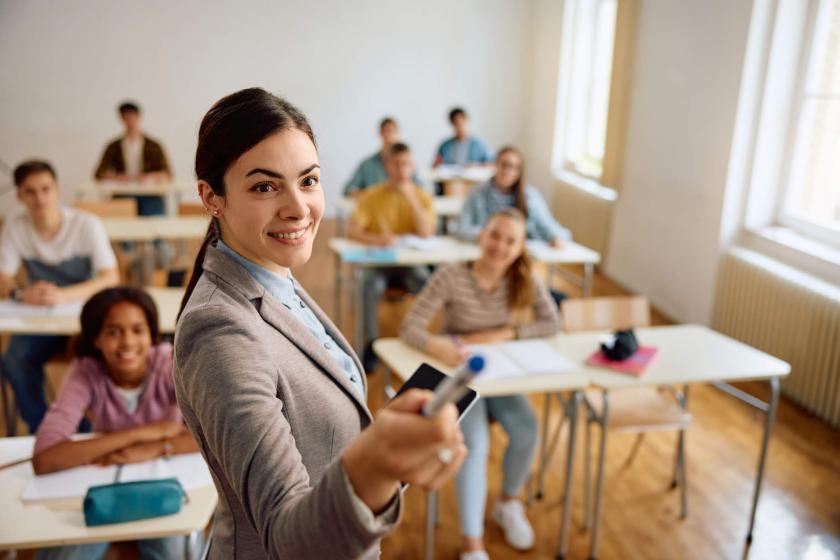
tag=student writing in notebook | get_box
[458,146,572,248]
[32,287,197,559]
[400,208,561,560]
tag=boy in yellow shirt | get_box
[348,143,436,370]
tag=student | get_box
[343,117,422,196]
[401,208,561,560]
[347,142,437,370]
[32,287,197,559]
[175,87,465,559]
[94,101,172,216]
[434,107,494,167]
[459,146,572,247]
[0,160,119,433]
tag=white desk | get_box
[101,217,209,242]
[571,325,790,559]
[526,240,601,296]
[426,165,494,184]
[372,325,790,559]
[0,287,184,336]
[76,181,197,217]
[373,337,586,560]
[0,436,216,554]
[336,195,465,219]
[330,236,601,351]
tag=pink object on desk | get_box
[585,346,659,376]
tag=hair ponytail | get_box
[178,217,219,319]
[507,250,535,312]
[496,146,528,219]
[176,88,315,321]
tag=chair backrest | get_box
[177,202,206,216]
[74,199,137,217]
[561,296,650,332]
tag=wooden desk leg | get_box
[0,360,16,437]
[556,390,580,560]
[334,253,342,329]
[747,376,780,545]
[588,389,609,560]
[354,267,365,354]
[583,263,594,297]
[425,490,437,560]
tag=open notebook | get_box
[466,340,577,381]
[21,452,213,502]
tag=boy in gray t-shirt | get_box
[0,160,119,433]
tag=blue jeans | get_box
[36,536,185,560]
[455,395,539,538]
[2,335,68,433]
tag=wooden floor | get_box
[4,219,839,559]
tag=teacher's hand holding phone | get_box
[344,390,465,512]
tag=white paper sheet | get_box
[22,452,212,502]
[0,300,82,318]
[466,340,577,381]
[395,235,449,251]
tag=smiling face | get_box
[94,302,152,387]
[494,150,523,191]
[201,128,323,276]
[477,213,527,272]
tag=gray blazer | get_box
[174,246,401,559]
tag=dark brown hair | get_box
[388,142,411,157]
[179,88,316,318]
[118,101,140,115]
[75,287,160,359]
[13,160,56,187]
[495,146,528,218]
[379,117,396,131]
[485,208,534,311]
[449,107,467,124]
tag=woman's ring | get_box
[437,447,453,465]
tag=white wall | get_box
[605,0,755,324]
[0,0,532,216]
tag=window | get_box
[554,0,619,182]
[780,0,840,245]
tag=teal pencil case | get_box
[83,478,185,526]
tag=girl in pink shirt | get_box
[32,287,198,560]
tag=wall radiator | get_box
[712,247,840,428]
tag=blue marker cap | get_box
[467,355,485,374]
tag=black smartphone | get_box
[394,362,480,422]
[394,363,480,491]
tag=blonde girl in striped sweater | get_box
[401,208,561,560]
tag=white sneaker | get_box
[492,499,535,550]
[460,551,490,560]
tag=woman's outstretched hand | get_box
[342,389,466,513]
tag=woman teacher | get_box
[174,88,466,559]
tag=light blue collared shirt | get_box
[216,240,365,399]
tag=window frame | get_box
[774,0,840,248]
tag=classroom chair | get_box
[561,296,692,556]
[73,199,138,217]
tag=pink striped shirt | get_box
[34,343,181,454]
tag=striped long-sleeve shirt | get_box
[400,262,561,350]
